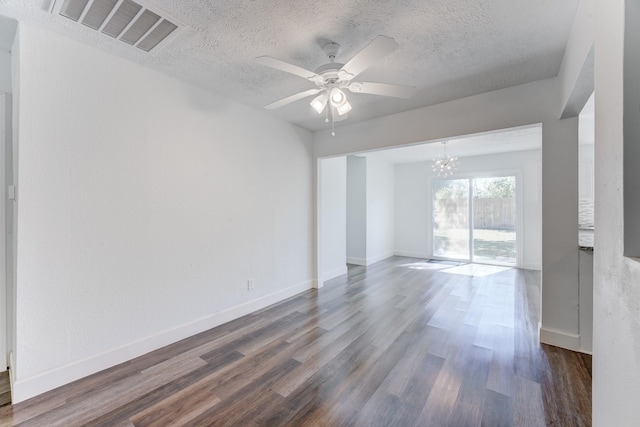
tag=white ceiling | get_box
[0,0,579,132]
[362,125,542,164]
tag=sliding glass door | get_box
[433,179,470,260]
[433,175,517,266]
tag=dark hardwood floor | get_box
[0,257,592,426]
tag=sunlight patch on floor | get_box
[441,263,512,277]
[399,261,456,271]
[400,261,512,277]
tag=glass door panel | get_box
[432,179,470,260]
[472,176,517,265]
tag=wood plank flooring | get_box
[0,257,592,426]
[0,372,10,408]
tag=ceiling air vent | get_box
[49,0,182,53]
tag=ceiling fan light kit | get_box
[255,35,415,136]
[310,93,329,114]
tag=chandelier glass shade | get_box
[432,141,458,177]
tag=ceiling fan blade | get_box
[340,36,399,79]
[348,82,414,98]
[264,89,322,110]
[255,56,323,82]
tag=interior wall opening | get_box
[317,124,543,287]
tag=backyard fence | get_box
[434,197,516,230]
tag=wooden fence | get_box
[434,197,516,230]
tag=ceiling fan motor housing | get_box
[314,63,345,83]
[322,41,340,61]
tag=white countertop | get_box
[579,229,594,251]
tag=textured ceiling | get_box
[0,0,579,131]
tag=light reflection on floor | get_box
[400,260,512,277]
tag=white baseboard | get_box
[366,252,394,265]
[321,266,348,282]
[520,262,542,271]
[347,253,395,266]
[539,327,580,352]
[8,351,14,399]
[12,279,314,404]
[394,250,430,259]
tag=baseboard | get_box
[8,351,14,401]
[11,279,314,404]
[539,327,580,352]
[321,266,348,283]
[520,262,542,271]
[365,252,395,265]
[394,250,430,259]
[346,257,367,266]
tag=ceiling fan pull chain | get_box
[331,107,336,136]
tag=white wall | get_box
[319,156,347,282]
[12,24,314,402]
[0,50,10,93]
[345,155,395,266]
[394,149,542,270]
[593,0,640,423]
[346,155,366,265]
[7,28,19,384]
[578,250,593,353]
[394,162,430,259]
[365,156,395,264]
[578,95,594,227]
[0,92,7,373]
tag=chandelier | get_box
[432,141,458,177]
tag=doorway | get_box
[432,175,517,266]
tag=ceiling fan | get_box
[255,35,415,135]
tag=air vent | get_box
[50,0,182,53]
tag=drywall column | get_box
[319,157,347,283]
[578,250,593,352]
[0,51,10,93]
[0,30,11,372]
[593,0,640,423]
[0,94,7,371]
[365,157,395,264]
[540,118,580,350]
[346,155,366,265]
